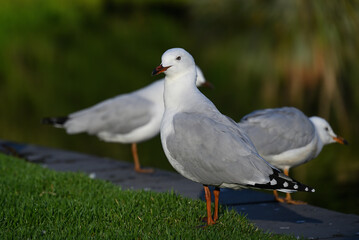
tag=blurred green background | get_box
[1,0,358,214]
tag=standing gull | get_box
[42,66,211,173]
[238,107,348,204]
[152,48,315,226]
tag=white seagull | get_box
[42,66,212,173]
[238,107,348,204]
[152,48,315,226]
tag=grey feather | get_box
[239,107,315,156]
[166,112,275,188]
[65,94,154,136]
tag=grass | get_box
[0,153,296,239]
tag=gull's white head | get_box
[152,48,213,88]
[309,116,348,145]
[152,48,196,79]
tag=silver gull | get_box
[152,48,315,225]
[239,107,347,204]
[42,66,211,173]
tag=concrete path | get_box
[1,139,359,239]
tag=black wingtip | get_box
[252,169,315,193]
[41,117,68,126]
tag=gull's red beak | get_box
[152,64,171,76]
[333,136,349,145]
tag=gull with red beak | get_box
[42,65,211,173]
[238,107,348,204]
[153,48,315,226]
[152,65,171,76]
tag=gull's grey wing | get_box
[239,107,315,156]
[165,112,275,187]
[65,93,154,136]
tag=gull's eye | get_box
[176,56,181,61]
[325,127,329,131]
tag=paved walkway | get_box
[1,139,359,239]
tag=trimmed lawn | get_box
[0,154,295,239]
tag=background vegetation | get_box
[1,0,358,214]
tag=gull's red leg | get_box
[203,185,215,225]
[213,187,220,222]
[273,190,285,203]
[131,143,154,173]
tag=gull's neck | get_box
[163,69,201,112]
[309,118,325,157]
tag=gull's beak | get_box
[333,136,349,145]
[200,81,214,89]
[152,64,171,76]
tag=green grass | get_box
[0,154,296,239]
